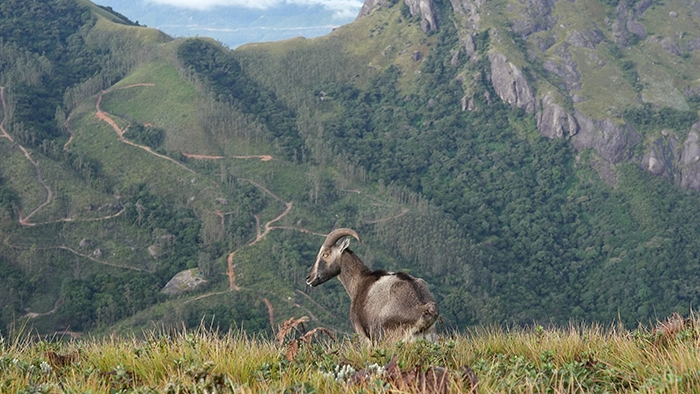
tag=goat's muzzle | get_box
[306,275,320,287]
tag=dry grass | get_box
[1,314,699,393]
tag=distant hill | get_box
[93,0,360,48]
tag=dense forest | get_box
[300,23,700,327]
[0,0,699,337]
[177,39,305,161]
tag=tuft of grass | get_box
[2,315,699,393]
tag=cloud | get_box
[287,0,364,18]
[147,0,278,9]
[146,0,364,18]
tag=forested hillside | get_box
[0,0,699,339]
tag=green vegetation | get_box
[2,0,700,342]
[623,103,699,134]
[1,315,699,392]
[0,0,107,146]
[177,39,305,161]
[123,124,165,151]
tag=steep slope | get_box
[233,0,700,328]
[433,0,698,188]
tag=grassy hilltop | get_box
[2,314,699,393]
[1,1,700,391]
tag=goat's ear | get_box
[338,237,351,253]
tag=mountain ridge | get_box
[362,0,700,189]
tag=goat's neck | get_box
[337,252,370,299]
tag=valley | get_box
[0,0,699,340]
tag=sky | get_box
[147,0,364,18]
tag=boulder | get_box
[570,110,641,164]
[661,37,682,56]
[680,128,700,190]
[450,0,482,30]
[537,94,578,138]
[488,52,536,114]
[161,268,207,296]
[357,0,387,18]
[404,0,439,32]
[358,0,439,32]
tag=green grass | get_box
[92,15,171,44]
[2,315,699,393]
[101,60,214,154]
[0,142,48,221]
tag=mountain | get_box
[93,0,361,48]
[0,0,699,338]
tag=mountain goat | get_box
[306,228,439,342]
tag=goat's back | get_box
[357,271,439,339]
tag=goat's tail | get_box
[417,302,439,331]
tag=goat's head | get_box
[306,228,360,287]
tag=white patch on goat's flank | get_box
[363,275,397,326]
[367,275,396,300]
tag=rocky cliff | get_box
[359,0,700,191]
[358,0,439,32]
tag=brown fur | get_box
[307,228,439,342]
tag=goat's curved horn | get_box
[323,228,360,247]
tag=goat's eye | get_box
[322,253,329,258]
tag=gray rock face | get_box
[537,94,578,138]
[634,0,653,17]
[450,0,482,30]
[489,52,536,114]
[612,1,648,46]
[661,37,682,56]
[641,135,678,181]
[642,146,665,175]
[450,49,461,66]
[626,20,646,39]
[359,0,439,32]
[461,95,477,111]
[567,29,605,49]
[405,0,439,32]
[161,268,207,296]
[148,244,162,258]
[687,37,700,51]
[632,124,700,191]
[681,127,700,190]
[511,0,556,37]
[463,33,476,57]
[543,44,581,91]
[357,0,387,18]
[570,110,641,164]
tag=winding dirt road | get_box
[182,152,273,162]
[0,87,13,142]
[0,86,53,226]
[0,86,126,227]
[24,298,61,319]
[62,109,76,151]
[3,81,413,330]
[3,235,145,272]
[95,84,197,174]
